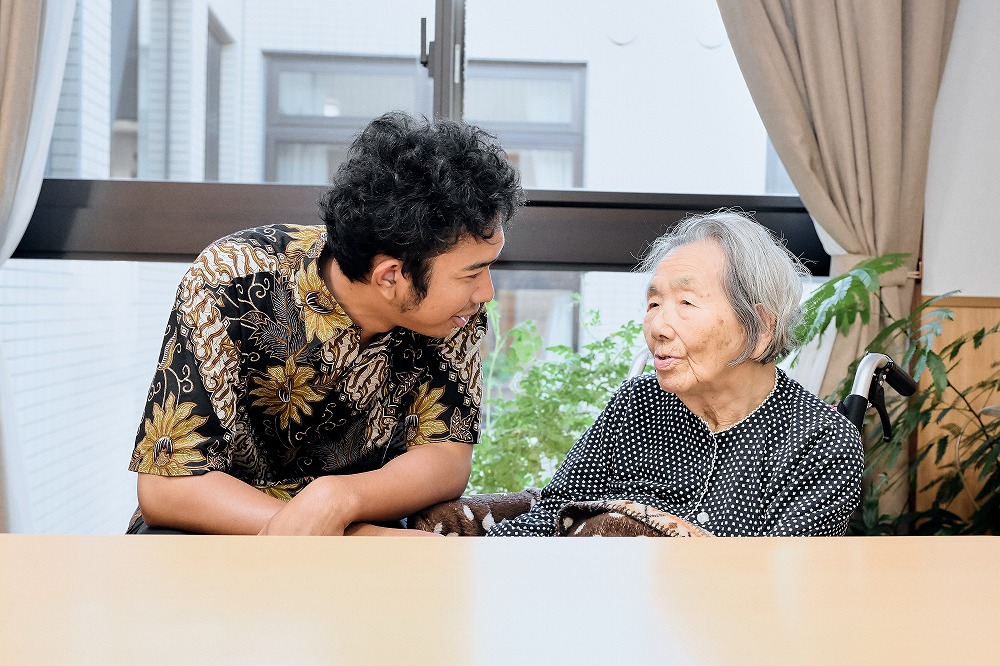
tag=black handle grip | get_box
[838,394,869,433]
[884,360,917,397]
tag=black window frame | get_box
[17,179,828,277]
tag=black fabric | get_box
[127,516,193,535]
[489,369,863,537]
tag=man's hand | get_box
[257,476,356,535]
[259,440,471,536]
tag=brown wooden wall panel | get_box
[915,296,1000,518]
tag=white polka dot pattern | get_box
[487,369,863,537]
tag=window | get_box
[12,0,820,534]
[465,61,585,188]
[263,54,585,188]
[264,54,431,184]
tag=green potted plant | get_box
[792,254,1000,534]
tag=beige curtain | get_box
[0,0,74,531]
[716,0,958,517]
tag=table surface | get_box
[1,534,997,665]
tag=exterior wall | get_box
[467,1,767,195]
[47,0,111,179]
[138,0,209,180]
[0,259,188,533]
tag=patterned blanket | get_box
[409,491,713,537]
[555,499,712,537]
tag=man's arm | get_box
[138,440,471,535]
[260,439,472,535]
[137,470,286,534]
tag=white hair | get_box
[639,209,809,364]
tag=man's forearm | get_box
[260,441,472,535]
[337,440,472,523]
[137,470,285,534]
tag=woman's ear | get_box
[752,304,776,359]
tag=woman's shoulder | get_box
[776,369,860,439]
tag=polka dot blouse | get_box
[487,369,863,537]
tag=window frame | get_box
[17,179,828,275]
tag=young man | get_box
[128,112,524,535]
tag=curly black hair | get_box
[318,111,525,300]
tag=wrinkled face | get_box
[397,227,505,338]
[643,240,748,399]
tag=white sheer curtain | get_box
[0,0,75,532]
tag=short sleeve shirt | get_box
[129,224,485,501]
[487,369,863,537]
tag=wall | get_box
[47,0,111,179]
[918,0,1000,517]
[924,0,1000,300]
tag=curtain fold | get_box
[0,0,75,532]
[716,0,958,517]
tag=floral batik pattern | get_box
[130,224,485,503]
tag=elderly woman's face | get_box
[643,240,748,399]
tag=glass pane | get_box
[47,0,435,184]
[274,143,348,184]
[0,259,189,533]
[278,71,417,118]
[47,0,798,191]
[505,148,574,189]
[465,77,574,124]
[465,0,797,195]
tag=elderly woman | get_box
[487,210,863,537]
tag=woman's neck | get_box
[680,362,778,432]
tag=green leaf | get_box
[926,352,949,397]
[934,436,950,464]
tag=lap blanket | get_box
[555,499,712,537]
[409,489,542,536]
[410,492,712,537]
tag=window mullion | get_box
[430,0,465,120]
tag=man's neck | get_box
[320,254,391,345]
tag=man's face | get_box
[396,227,506,338]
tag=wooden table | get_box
[1,535,996,665]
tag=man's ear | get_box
[369,255,406,300]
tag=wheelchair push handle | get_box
[884,358,918,397]
[837,352,917,441]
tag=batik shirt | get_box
[129,224,485,505]
[487,369,863,537]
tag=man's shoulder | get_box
[212,224,326,254]
[188,224,326,284]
